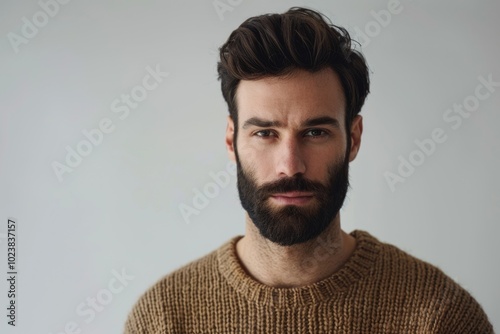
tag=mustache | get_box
[257,175,327,197]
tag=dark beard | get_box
[235,149,350,246]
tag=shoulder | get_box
[123,240,229,334]
[352,230,494,333]
[353,230,458,282]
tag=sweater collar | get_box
[217,230,380,308]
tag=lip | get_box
[270,191,314,205]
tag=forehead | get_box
[235,67,346,127]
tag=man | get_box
[124,7,493,333]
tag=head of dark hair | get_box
[217,7,370,135]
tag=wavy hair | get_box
[217,7,370,133]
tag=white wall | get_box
[1,0,498,332]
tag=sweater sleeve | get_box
[123,292,158,334]
[123,302,145,334]
[433,279,493,334]
[122,283,174,334]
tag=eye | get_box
[254,129,274,138]
[304,129,328,137]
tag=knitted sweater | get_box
[124,230,493,333]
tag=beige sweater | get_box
[124,230,493,333]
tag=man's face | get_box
[226,67,361,246]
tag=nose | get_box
[276,135,306,177]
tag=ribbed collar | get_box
[217,230,380,308]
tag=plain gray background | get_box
[1,0,499,332]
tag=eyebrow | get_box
[241,116,341,129]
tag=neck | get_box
[235,213,356,288]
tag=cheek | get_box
[304,154,329,180]
[237,144,276,180]
[303,146,345,179]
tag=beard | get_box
[235,147,351,247]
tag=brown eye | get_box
[255,130,273,137]
[305,129,327,137]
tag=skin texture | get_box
[225,67,363,288]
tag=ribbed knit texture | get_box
[124,230,493,333]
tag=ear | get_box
[348,115,363,162]
[225,116,236,162]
